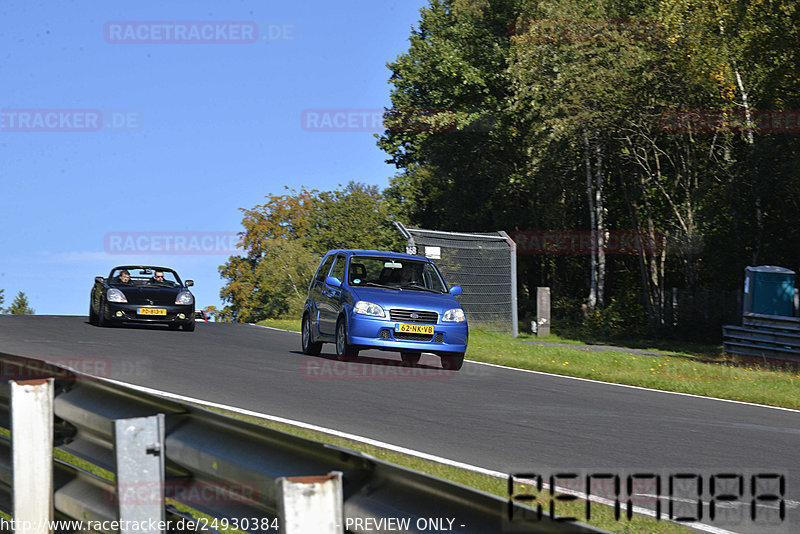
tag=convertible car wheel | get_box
[335,318,358,361]
[89,301,98,325]
[97,301,108,327]
[301,314,322,355]
[182,321,195,332]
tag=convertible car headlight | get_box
[175,291,194,305]
[354,301,385,318]
[107,288,127,303]
[442,308,465,322]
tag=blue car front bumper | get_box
[347,313,468,354]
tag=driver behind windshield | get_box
[399,263,422,286]
[150,271,166,283]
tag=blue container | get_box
[743,266,795,316]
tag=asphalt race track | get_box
[1,315,799,534]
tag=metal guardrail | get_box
[0,352,608,533]
[723,312,800,362]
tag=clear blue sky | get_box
[0,0,428,316]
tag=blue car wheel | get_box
[440,352,465,371]
[401,351,421,366]
[335,317,358,361]
[302,313,322,356]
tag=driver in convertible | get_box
[150,271,166,284]
[114,269,131,284]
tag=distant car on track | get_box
[89,265,196,331]
[301,250,468,370]
[194,310,209,322]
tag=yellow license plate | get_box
[397,323,434,335]
[138,308,167,316]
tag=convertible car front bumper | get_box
[103,302,195,326]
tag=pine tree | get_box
[7,291,34,315]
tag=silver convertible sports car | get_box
[89,265,196,330]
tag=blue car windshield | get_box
[349,256,447,293]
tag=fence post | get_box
[113,414,166,533]
[11,378,54,533]
[500,231,519,337]
[277,472,343,534]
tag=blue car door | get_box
[319,254,346,336]
[309,255,335,336]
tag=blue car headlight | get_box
[354,301,386,318]
[175,291,194,305]
[107,288,127,303]
[442,308,465,322]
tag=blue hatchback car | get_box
[301,250,468,370]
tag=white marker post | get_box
[277,472,343,534]
[11,378,54,533]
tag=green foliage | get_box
[379,0,526,231]
[585,293,649,338]
[219,182,403,322]
[7,291,34,315]
[380,0,800,338]
[305,183,405,252]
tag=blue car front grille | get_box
[394,331,434,341]
[389,309,438,324]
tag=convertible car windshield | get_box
[110,267,180,286]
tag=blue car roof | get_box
[324,249,430,262]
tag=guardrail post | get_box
[11,378,54,533]
[113,414,166,533]
[277,471,343,534]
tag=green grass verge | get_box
[254,317,303,331]
[516,330,724,360]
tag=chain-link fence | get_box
[395,223,518,335]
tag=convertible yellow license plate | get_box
[138,308,166,316]
[397,323,434,335]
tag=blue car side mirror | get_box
[325,276,342,288]
[449,286,462,296]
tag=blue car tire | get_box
[302,313,322,356]
[440,352,464,371]
[335,317,358,361]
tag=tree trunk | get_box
[584,130,597,311]
[595,134,606,308]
